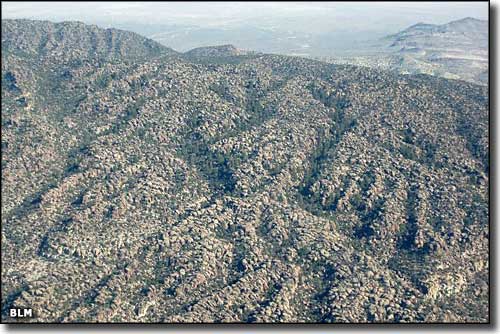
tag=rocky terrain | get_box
[184,44,256,65]
[1,19,489,323]
[185,44,248,58]
[324,17,488,85]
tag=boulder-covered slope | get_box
[1,19,489,323]
[1,19,178,62]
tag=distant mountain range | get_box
[324,17,488,85]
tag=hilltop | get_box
[1,19,178,63]
[185,44,248,58]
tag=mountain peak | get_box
[184,44,247,58]
[1,18,178,61]
[403,22,436,32]
[445,16,486,26]
[453,17,484,23]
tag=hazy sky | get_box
[2,1,488,32]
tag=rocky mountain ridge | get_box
[1,19,489,323]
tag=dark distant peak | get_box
[403,22,437,33]
[383,22,436,40]
[184,44,247,58]
[411,22,433,28]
